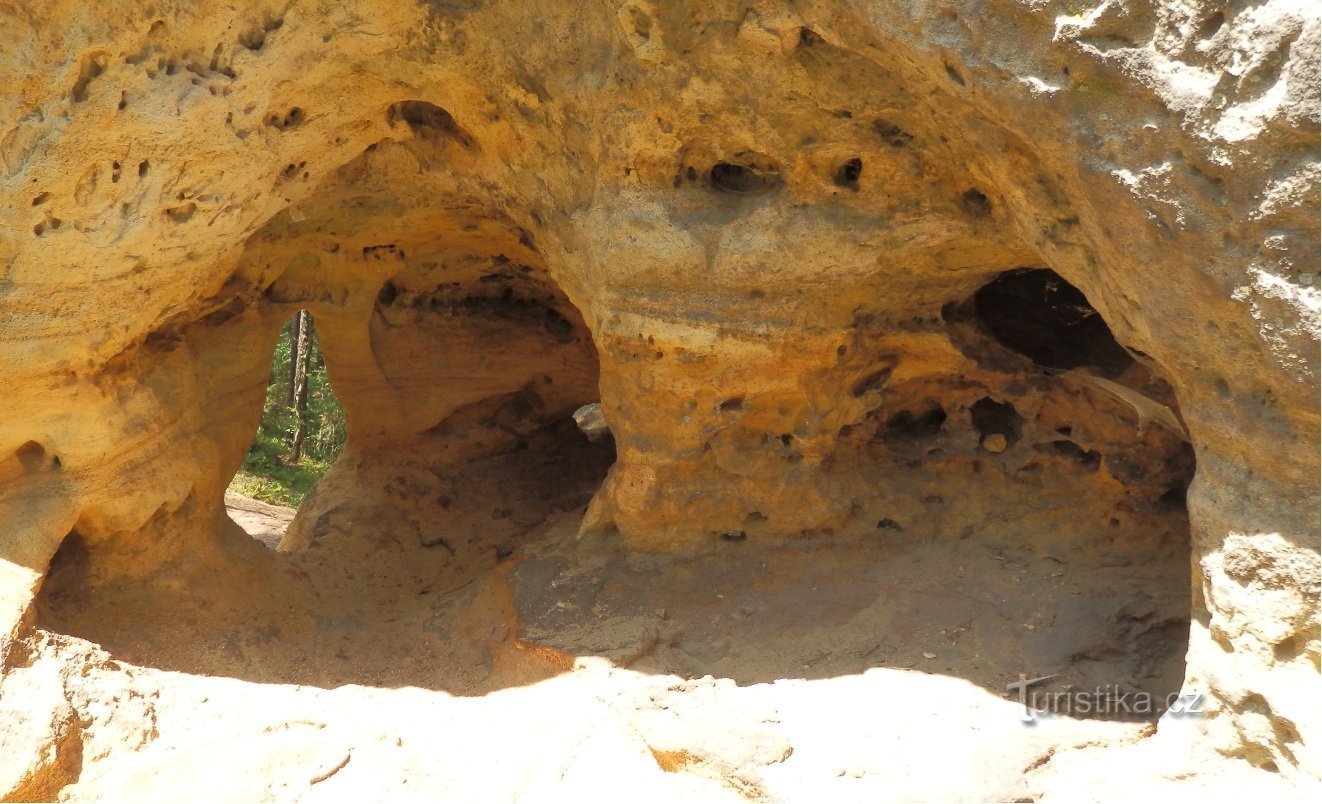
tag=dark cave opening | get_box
[972,268,1135,377]
[819,265,1203,720]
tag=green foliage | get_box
[227,316,345,507]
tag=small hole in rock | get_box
[71,53,108,103]
[834,157,862,190]
[165,203,195,223]
[239,27,267,51]
[960,188,991,217]
[387,101,473,147]
[709,159,782,195]
[851,365,893,397]
[970,397,1020,444]
[799,27,824,46]
[874,119,913,147]
[884,406,947,440]
[1049,439,1100,469]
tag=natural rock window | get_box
[33,130,617,688]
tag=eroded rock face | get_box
[1,0,1317,785]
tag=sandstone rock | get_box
[0,0,1317,792]
[222,491,295,551]
[0,655,82,802]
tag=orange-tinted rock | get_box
[0,0,1317,785]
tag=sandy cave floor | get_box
[15,488,1297,802]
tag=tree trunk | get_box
[290,311,312,464]
[285,312,302,407]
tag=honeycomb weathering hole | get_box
[386,100,474,147]
[708,155,783,195]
